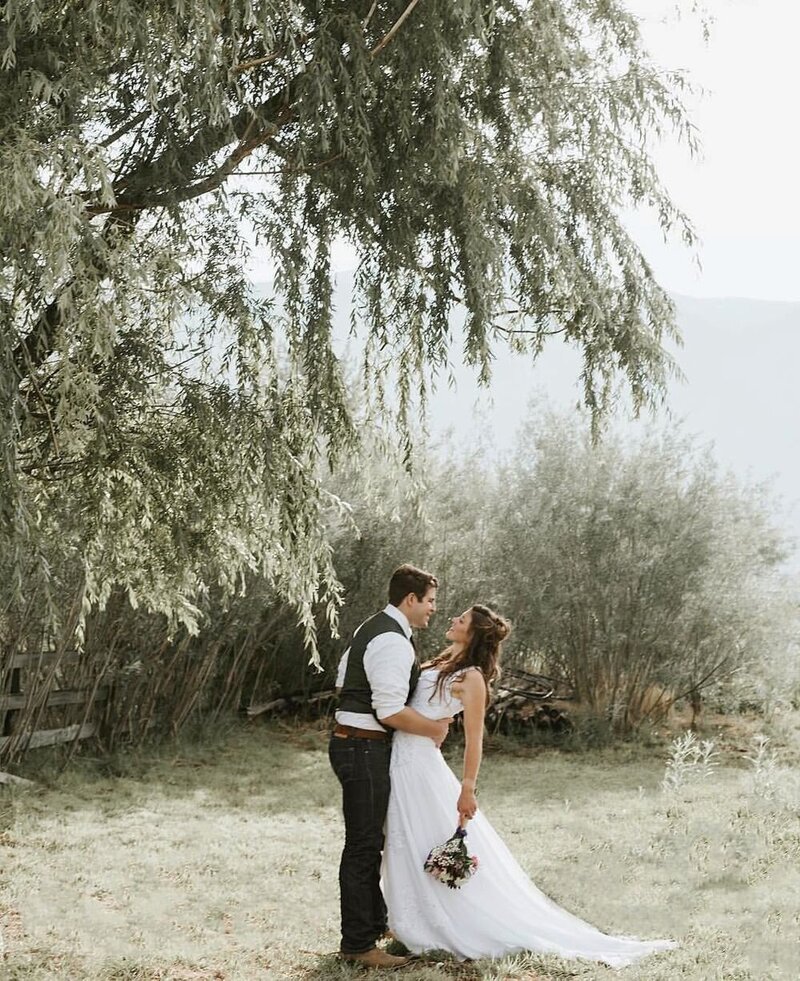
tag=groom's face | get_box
[406,586,437,629]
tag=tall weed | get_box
[661,731,719,794]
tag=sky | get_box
[623,0,800,302]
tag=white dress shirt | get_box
[335,604,415,731]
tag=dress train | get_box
[382,670,676,966]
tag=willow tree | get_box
[0,0,695,650]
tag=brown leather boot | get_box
[340,947,410,969]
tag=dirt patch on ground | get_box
[0,903,25,942]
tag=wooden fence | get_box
[0,648,108,762]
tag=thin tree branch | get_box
[493,322,570,337]
[98,108,152,149]
[671,658,735,705]
[230,151,344,178]
[111,111,173,192]
[362,1,379,30]
[18,344,60,457]
[234,52,282,74]
[371,0,422,55]
[86,107,292,214]
[84,79,299,216]
[234,31,312,74]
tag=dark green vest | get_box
[338,611,420,719]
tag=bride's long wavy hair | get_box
[426,604,511,706]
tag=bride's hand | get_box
[457,786,478,822]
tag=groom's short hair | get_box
[388,564,438,605]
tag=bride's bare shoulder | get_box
[451,666,486,694]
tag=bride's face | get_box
[445,610,473,646]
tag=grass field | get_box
[1,712,799,980]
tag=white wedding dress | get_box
[382,668,676,966]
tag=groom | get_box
[329,563,449,969]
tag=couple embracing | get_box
[329,564,675,969]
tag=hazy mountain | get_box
[422,293,800,562]
[256,276,800,561]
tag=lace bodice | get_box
[389,668,463,770]
[407,667,464,719]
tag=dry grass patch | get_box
[1,715,799,979]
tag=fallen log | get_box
[246,689,336,719]
[488,668,575,733]
[246,697,288,718]
[0,770,35,787]
[496,667,576,700]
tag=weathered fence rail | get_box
[0,723,97,753]
[0,648,105,761]
[0,688,109,711]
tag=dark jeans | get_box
[328,734,392,954]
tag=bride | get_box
[382,604,676,967]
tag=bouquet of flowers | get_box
[423,825,479,889]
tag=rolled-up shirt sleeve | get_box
[364,632,415,720]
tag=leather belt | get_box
[333,723,390,741]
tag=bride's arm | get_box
[454,669,487,821]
